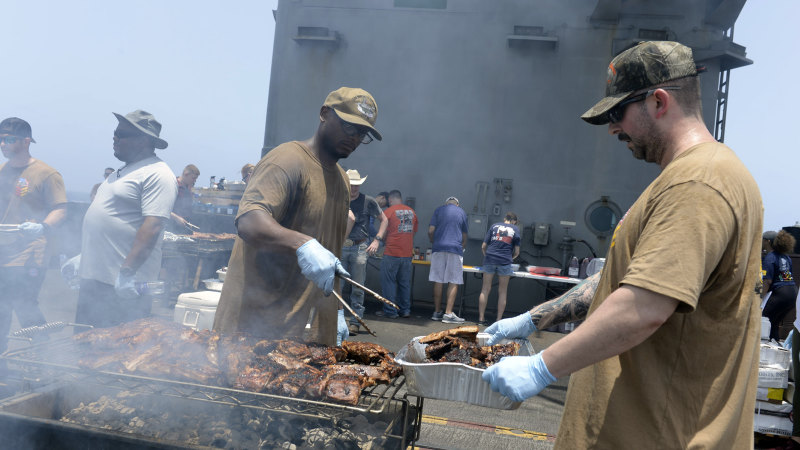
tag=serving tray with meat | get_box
[395,325,534,410]
[72,317,402,406]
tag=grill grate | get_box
[2,337,409,418]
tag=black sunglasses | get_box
[330,109,373,145]
[607,86,681,124]
[0,136,22,144]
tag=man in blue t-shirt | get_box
[428,196,468,323]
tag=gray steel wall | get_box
[263,0,749,314]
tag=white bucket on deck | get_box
[174,290,221,331]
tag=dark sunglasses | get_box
[0,136,22,144]
[607,86,681,124]
[330,109,373,145]
[113,129,141,139]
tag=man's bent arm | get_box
[42,205,66,228]
[237,209,312,253]
[542,285,679,378]
[529,271,600,330]
[121,216,167,272]
[376,210,388,238]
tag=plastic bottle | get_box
[579,258,590,279]
[568,256,580,278]
[136,281,166,296]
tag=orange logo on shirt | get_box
[15,178,29,197]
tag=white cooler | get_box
[174,290,221,331]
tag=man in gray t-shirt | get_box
[77,110,177,328]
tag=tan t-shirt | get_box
[213,142,349,346]
[0,159,67,267]
[555,142,763,450]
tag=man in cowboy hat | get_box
[482,41,763,448]
[213,87,382,346]
[76,110,178,328]
[0,117,66,360]
[342,168,387,333]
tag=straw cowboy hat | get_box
[346,169,367,185]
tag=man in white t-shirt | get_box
[77,110,178,328]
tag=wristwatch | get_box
[119,267,136,277]
[375,235,383,242]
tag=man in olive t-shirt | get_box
[0,117,67,357]
[213,88,383,346]
[483,42,763,449]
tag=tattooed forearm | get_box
[530,271,600,330]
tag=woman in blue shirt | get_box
[762,230,797,341]
[477,212,521,326]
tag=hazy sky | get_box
[1,1,796,231]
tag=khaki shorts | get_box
[428,252,463,284]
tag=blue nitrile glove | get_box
[485,312,537,346]
[336,309,349,346]
[19,222,45,238]
[296,239,350,296]
[114,272,139,299]
[482,353,556,402]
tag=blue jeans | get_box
[380,256,412,316]
[341,242,368,325]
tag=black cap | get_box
[0,117,36,143]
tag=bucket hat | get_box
[113,110,168,149]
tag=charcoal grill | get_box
[1,337,423,448]
[162,238,235,290]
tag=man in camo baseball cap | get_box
[581,41,699,125]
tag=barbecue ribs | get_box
[72,318,399,406]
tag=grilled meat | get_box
[71,318,399,405]
[323,364,388,386]
[424,338,453,360]
[324,374,362,405]
[422,326,522,368]
[484,342,521,366]
[438,348,482,366]
[341,341,391,364]
[274,340,311,360]
[419,325,479,344]
[273,366,324,397]
[304,343,346,365]
[267,352,311,372]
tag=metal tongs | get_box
[336,272,400,311]
[184,221,200,231]
[332,290,376,336]
[0,224,20,232]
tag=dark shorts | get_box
[75,278,152,329]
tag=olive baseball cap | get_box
[581,41,698,125]
[113,110,168,149]
[0,117,36,143]
[323,87,382,141]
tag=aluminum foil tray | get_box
[395,333,534,410]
